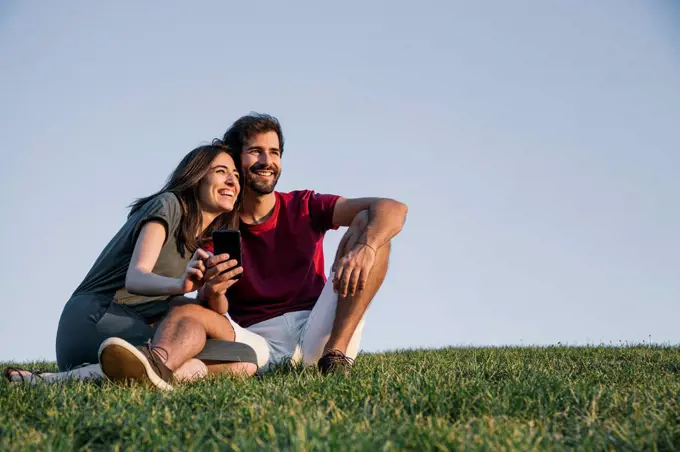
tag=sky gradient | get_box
[1,1,679,361]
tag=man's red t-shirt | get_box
[205,190,340,327]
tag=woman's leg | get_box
[6,295,113,384]
[6,295,159,385]
[7,298,261,385]
[4,364,104,384]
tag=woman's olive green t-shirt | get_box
[72,192,192,305]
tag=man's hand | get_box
[332,210,369,272]
[333,242,376,298]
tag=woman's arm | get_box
[125,221,186,296]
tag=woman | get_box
[5,141,255,384]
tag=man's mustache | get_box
[248,163,277,174]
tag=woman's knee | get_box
[56,334,99,372]
[56,318,98,371]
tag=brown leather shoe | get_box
[98,338,174,391]
[317,349,354,376]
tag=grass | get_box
[2,346,680,451]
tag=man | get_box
[200,113,408,374]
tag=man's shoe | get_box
[318,349,354,376]
[98,338,174,391]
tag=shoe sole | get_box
[98,338,173,391]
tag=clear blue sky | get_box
[1,1,679,362]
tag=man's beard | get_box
[246,163,280,195]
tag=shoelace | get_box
[4,366,44,383]
[5,361,96,383]
[142,341,170,364]
[323,349,355,367]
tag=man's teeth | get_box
[255,171,273,176]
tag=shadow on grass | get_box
[74,423,126,449]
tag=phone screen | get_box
[212,229,242,280]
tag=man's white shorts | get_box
[226,271,366,373]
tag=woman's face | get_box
[198,152,241,214]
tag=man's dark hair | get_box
[222,112,284,157]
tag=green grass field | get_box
[2,346,680,451]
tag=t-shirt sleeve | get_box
[131,192,183,244]
[307,191,341,232]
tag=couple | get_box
[4,113,408,390]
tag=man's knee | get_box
[164,303,233,340]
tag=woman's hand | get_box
[197,253,243,309]
[178,248,211,294]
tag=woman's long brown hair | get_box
[129,140,241,257]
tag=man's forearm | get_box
[198,287,229,315]
[207,294,229,315]
[359,199,408,249]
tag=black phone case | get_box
[212,229,242,280]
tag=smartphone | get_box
[212,229,243,280]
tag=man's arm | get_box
[332,197,408,250]
[197,289,229,314]
[329,197,407,297]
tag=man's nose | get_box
[259,152,272,167]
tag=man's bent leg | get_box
[326,241,390,352]
[204,361,257,377]
[301,242,390,367]
[171,313,264,381]
[99,300,241,390]
[152,303,235,370]
[173,359,256,382]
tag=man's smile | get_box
[252,170,274,177]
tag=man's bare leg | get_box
[205,361,256,377]
[99,301,254,384]
[99,299,245,389]
[324,241,390,353]
[173,359,256,382]
[152,303,235,371]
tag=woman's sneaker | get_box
[98,338,174,391]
